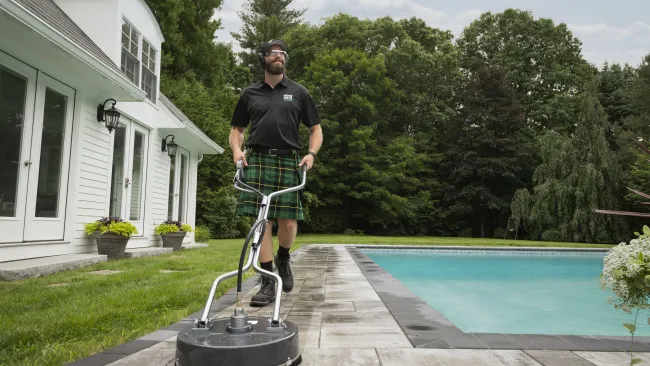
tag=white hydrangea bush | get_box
[601,228,650,314]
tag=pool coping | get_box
[345,244,650,352]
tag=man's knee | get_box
[278,219,297,233]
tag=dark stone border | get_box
[67,246,309,365]
[346,245,650,352]
[346,244,611,252]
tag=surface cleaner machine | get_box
[175,160,306,366]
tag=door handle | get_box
[24,161,32,166]
[125,177,130,188]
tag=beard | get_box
[265,60,285,75]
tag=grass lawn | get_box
[0,234,615,365]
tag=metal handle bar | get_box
[196,159,308,328]
[233,159,307,199]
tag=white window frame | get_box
[120,18,158,102]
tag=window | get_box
[120,19,158,102]
[167,150,189,222]
[141,40,157,101]
[121,20,140,85]
[109,118,149,235]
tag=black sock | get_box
[261,260,273,273]
[277,245,290,258]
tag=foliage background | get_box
[144,0,650,244]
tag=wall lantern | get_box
[162,134,178,157]
[97,99,121,133]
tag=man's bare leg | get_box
[259,220,275,264]
[250,221,276,306]
[275,218,297,292]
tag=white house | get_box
[0,0,224,263]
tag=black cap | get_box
[261,39,288,53]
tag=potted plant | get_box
[84,217,138,260]
[155,220,193,251]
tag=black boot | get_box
[250,275,276,307]
[274,253,294,293]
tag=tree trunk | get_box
[480,210,486,238]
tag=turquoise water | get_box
[363,249,650,336]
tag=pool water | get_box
[363,249,650,336]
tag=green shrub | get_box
[194,225,211,242]
[197,186,252,238]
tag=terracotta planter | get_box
[94,231,130,259]
[161,231,186,251]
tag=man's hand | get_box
[299,154,314,170]
[233,149,247,166]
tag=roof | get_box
[159,93,199,130]
[158,93,225,154]
[9,0,221,153]
[13,0,121,74]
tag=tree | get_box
[444,65,533,238]
[145,0,253,238]
[600,53,650,231]
[511,80,629,243]
[146,0,250,89]
[231,0,306,75]
[456,8,597,134]
[280,14,460,235]
[598,62,638,126]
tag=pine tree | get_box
[512,79,629,243]
[231,0,306,76]
[445,65,533,238]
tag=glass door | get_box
[108,118,148,236]
[0,54,37,243]
[177,151,188,222]
[23,73,75,241]
[167,149,189,222]
[126,124,148,235]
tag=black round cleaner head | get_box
[175,310,301,366]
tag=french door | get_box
[167,149,189,222]
[108,118,148,236]
[0,53,74,243]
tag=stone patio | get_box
[68,244,650,365]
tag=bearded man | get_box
[229,39,323,307]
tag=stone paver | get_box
[378,348,543,365]
[524,350,597,366]
[75,244,650,365]
[574,351,650,366]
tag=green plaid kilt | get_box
[234,150,304,220]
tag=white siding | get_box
[74,101,112,239]
[149,130,171,228]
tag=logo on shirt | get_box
[283,94,293,101]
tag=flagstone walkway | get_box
[71,244,650,365]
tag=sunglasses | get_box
[265,50,287,58]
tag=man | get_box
[229,39,323,307]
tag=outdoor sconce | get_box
[97,98,121,133]
[162,134,178,157]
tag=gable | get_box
[12,0,121,73]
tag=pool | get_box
[363,248,650,337]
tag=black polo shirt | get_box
[230,76,321,151]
